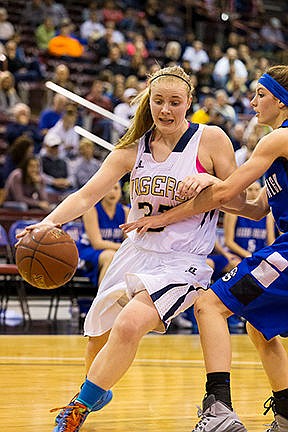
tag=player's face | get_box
[150,80,191,134]
[250,84,281,127]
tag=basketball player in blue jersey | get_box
[77,182,129,287]
[16,65,246,432]
[122,64,288,432]
[224,181,275,258]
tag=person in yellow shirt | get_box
[191,95,216,124]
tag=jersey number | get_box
[138,202,172,232]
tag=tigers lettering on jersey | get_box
[130,175,185,202]
[265,173,283,198]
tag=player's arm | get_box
[221,186,270,220]
[16,147,136,240]
[121,130,283,234]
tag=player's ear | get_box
[278,100,285,108]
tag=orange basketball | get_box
[15,226,79,289]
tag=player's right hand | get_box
[15,221,60,246]
[120,215,166,235]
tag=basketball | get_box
[15,226,79,289]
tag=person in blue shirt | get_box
[77,182,129,287]
[121,64,288,432]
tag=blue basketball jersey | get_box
[95,202,125,243]
[265,157,288,233]
[234,216,267,253]
[210,120,288,340]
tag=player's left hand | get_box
[177,173,219,198]
[120,215,165,234]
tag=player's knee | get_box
[194,291,228,320]
[99,249,116,266]
[113,314,141,343]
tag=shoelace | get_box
[192,405,209,430]
[264,420,278,432]
[263,397,279,432]
[263,396,276,416]
[50,402,88,431]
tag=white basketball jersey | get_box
[128,123,219,255]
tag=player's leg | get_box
[53,290,161,432]
[54,331,113,426]
[98,249,116,285]
[192,290,247,432]
[86,289,161,388]
[247,323,288,432]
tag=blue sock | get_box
[76,379,106,410]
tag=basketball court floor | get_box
[1,310,287,431]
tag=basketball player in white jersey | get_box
[16,65,245,432]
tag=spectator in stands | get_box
[158,4,185,41]
[182,40,209,73]
[0,8,14,44]
[40,132,76,200]
[22,0,45,28]
[229,121,246,152]
[0,71,21,116]
[101,0,124,25]
[89,22,124,60]
[237,43,257,80]
[45,63,74,107]
[5,103,43,152]
[190,95,216,124]
[80,9,105,44]
[226,75,250,115]
[48,103,80,160]
[38,93,67,135]
[85,79,113,142]
[163,40,182,66]
[42,0,69,28]
[215,89,237,125]
[48,19,84,58]
[112,87,137,142]
[35,16,56,51]
[77,182,129,287]
[4,156,50,211]
[260,17,286,52]
[5,39,43,84]
[71,138,102,189]
[100,44,133,78]
[0,135,34,185]
[125,34,149,59]
[82,2,100,22]
[235,130,259,167]
[213,47,248,89]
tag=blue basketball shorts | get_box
[210,232,288,340]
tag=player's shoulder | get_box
[258,128,288,158]
[109,144,138,169]
[201,124,229,140]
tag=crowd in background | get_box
[0,0,287,329]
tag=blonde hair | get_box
[116,65,194,149]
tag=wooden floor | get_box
[1,333,286,432]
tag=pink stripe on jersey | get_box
[196,156,207,173]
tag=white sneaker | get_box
[192,394,247,432]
